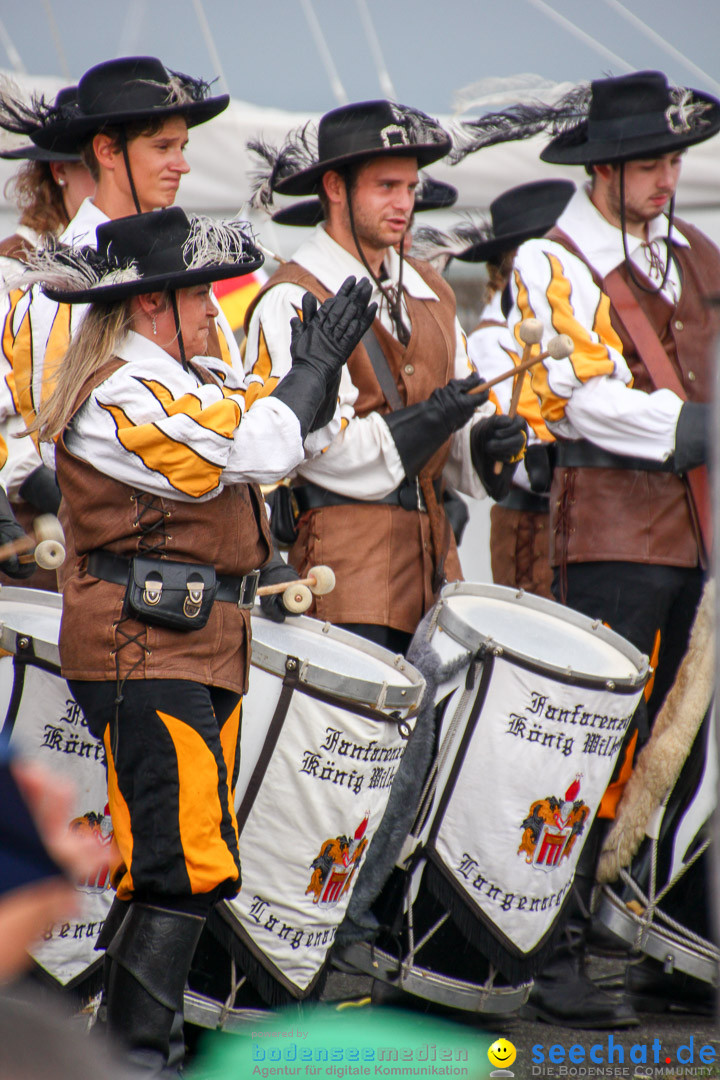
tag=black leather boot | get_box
[522,823,639,1029]
[625,957,717,1016]
[105,902,204,1077]
[522,922,639,1028]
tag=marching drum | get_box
[338,582,649,1013]
[0,587,113,994]
[596,707,718,985]
[184,611,425,1031]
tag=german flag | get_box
[213,269,267,335]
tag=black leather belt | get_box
[293,477,443,515]
[87,550,260,608]
[497,488,550,513]
[555,439,675,473]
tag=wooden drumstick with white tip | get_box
[478,331,574,470]
[468,332,574,398]
[492,318,543,474]
[257,564,336,614]
[0,514,66,569]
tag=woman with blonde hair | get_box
[24,205,374,1075]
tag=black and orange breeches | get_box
[70,678,242,905]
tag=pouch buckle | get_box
[183,579,205,619]
[143,576,163,606]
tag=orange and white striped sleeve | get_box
[508,239,683,461]
[64,336,305,500]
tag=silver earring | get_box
[152,315,157,336]
[57,178,66,187]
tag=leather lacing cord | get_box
[110,491,171,729]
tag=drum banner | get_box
[217,677,413,999]
[424,653,644,979]
[1,657,114,987]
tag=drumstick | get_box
[469,333,575,397]
[257,565,336,598]
[13,515,66,570]
[492,319,543,475]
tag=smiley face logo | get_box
[488,1038,517,1071]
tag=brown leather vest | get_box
[56,357,273,693]
[547,220,720,568]
[245,257,462,633]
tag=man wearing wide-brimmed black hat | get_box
[244,100,526,653]
[10,56,238,445]
[454,69,720,1027]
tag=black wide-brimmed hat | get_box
[456,179,575,261]
[249,99,451,204]
[270,173,459,227]
[21,207,263,305]
[412,179,575,266]
[450,70,720,167]
[542,71,720,164]
[0,85,82,162]
[31,56,229,155]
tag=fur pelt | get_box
[597,578,715,883]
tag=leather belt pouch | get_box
[125,554,217,631]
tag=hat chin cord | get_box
[119,128,143,215]
[169,290,189,372]
[619,162,675,296]
[344,176,410,346]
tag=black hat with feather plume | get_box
[30,57,229,155]
[457,179,575,261]
[412,180,575,268]
[19,207,263,305]
[270,173,458,227]
[0,84,82,162]
[249,100,451,205]
[451,71,720,167]
[541,71,720,164]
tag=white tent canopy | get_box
[3,71,720,252]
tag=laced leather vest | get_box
[245,257,463,634]
[56,357,272,694]
[547,219,720,569]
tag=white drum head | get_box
[251,612,425,713]
[435,583,648,689]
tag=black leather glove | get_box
[383,373,487,478]
[673,401,710,473]
[525,443,552,494]
[18,464,61,515]
[470,414,528,501]
[0,488,34,579]
[271,276,377,437]
[259,547,301,623]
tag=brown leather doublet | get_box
[548,220,720,568]
[56,358,272,693]
[246,258,462,633]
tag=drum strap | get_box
[363,329,449,594]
